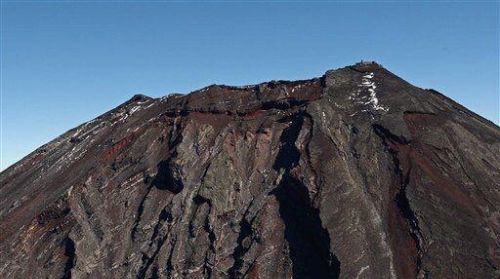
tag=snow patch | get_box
[129,105,141,115]
[291,83,304,93]
[356,265,370,279]
[160,93,183,102]
[349,72,389,113]
[359,72,388,112]
[112,103,145,123]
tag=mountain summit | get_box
[1,63,499,278]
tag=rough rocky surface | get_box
[1,62,499,279]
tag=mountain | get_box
[1,62,499,279]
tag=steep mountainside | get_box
[1,63,499,279]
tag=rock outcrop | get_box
[1,62,499,278]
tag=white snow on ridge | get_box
[355,265,370,279]
[113,100,155,123]
[350,72,388,113]
[129,105,141,115]
[363,73,374,79]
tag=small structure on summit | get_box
[359,60,380,66]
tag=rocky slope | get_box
[1,62,499,279]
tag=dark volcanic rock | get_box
[1,62,499,278]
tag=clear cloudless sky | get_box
[1,0,499,170]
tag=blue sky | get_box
[1,1,499,170]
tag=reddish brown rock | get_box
[1,63,499,278]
